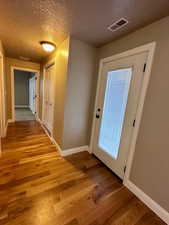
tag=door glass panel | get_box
[98,68,132,159]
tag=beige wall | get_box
[5,58,40,120]
[42,37,96,150]
[14,70,31,106]
[62,38,97,149]
[53,38,70,146]
[98,16,169,212]
[43,37,70,147]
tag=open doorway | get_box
[11,68,40,121]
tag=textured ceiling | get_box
[0,0,169,62]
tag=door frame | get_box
[89,42,156,185]
[11,66,40,121]
[29,76,36,114]
[0,51,7,138]
[42,60,55,136]
[0,50,6,138]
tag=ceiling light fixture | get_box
[40,41,56,52]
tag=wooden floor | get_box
[0,121,166,225]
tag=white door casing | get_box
[90,43,156,182]
[92,52,147,179]
[29,76,36,114]
[11,67,40,122]
[0,53,6,138]
[43,63,55,133]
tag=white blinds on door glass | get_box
[98,68,132,159]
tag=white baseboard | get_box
[36,116,41,123]
[4,121,8,137]
[49,136,88,157]
[15,105,29,108]
[3,119,15,137]
[2,119,13,138]
[38,118,89,157]
[1,121,8,138]
[8,119,14,123]
[37,118,62,155]
[125,180,169,224]
[61,145,89,157]
[39,121,51,138]
[50,137,62,155]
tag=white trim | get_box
[123,43,156,183]
[0,52,6,138]
[8,119,14,123]
[125,180,169,224]
[11,67,15,121]
[34,74,40,119]
[42,60,56,136]
[50,136,62,154]
[11,66,40,122]
[42,66,46,124]
[38,118,52,138]
[29,76,36,113]
[2,121,9,138]
[37,118,62,155]
[38,118,89,157]
[90,41,156,191]
[4,120,9,137]
[15,105,29,108]
[90,42,156,156]
[61,146,89,157]
[90,42,156,177]
[3,119,14,137]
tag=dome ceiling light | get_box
[40,41,56,52]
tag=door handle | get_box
[96,114,100,119]
[96,108,101,119]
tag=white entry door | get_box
[43,64,55,133]
[29,76,36,114]
[92,52,147,179]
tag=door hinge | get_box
[124,166,127,173]
[143,63,147,72]
[133,119,136,127]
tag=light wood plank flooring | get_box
[0,121,166,225]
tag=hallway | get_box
[0,121,165,225]
[15,108,35,121]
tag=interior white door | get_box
[93,52,147,179]
[43,68,49,128]
[43,64,55,133]
[29,76,36,114]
